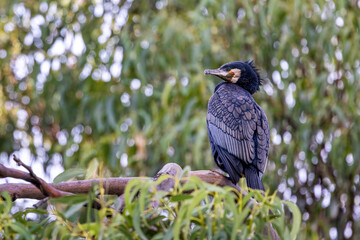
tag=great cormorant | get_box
[204,61,269,190]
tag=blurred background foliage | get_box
[0,0,359,239]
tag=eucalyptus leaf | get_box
[53,168,86,184]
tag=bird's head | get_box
[204,61,262,94]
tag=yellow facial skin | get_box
[204,68,242,83]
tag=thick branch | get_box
[0,177,143,200]
[190,170,246,195]
[0,163,34,182]
[0,171,241,200]
[1,171,245,200]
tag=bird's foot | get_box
[210,169,224,176]
[210,170,234,182]
[225,175,233,182]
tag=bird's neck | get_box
[214,82,228,93]
[237,81,258,95]
[214,82,258,95]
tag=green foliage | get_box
[1,0,359,238]
[0,173,300,239]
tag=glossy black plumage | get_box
[205,61,269,190]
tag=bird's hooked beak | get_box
[204,68,241,83]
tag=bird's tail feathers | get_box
[217,147,243,185]
[208,130,240,184]
[244,165,264,191]
[221,154,239,184]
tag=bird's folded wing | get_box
[207,91,257,165]
[255,106,270,173]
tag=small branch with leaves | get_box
[0,156,280,240]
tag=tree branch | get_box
[115,163,183,212]
[0,161,279,240]
[1,160,242,200]
[0,177,141,200]
[0,170,242,200]
[12,155,71,198]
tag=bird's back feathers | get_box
[207,82,269,190]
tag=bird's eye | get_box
[226,67,231,71]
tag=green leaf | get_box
[161,82,173,108]
[283,200,301,240]
[0,192,12,214]
[133,206,148,240]
[106,96,118,129]
[124,179,144,214]
[9,222,31,240]
[29,217,50,234]
[94,101,105,131]
[162,224,174,240]
[86,158,99,179]
[53,168,86,184]
[170,194,193,202]
[51,194,88,204]
[64,202,87,218]
[117,225,134,240]
[183,190,207,237]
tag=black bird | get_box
[204,61,269,190]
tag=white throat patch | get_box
[230,69,241,83]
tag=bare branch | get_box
[0,177,143,200]
[1,169,247,201]
[12,155,72,198]
[0,162,34,182]
[33,197,49,208]
[189,170,246,195]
